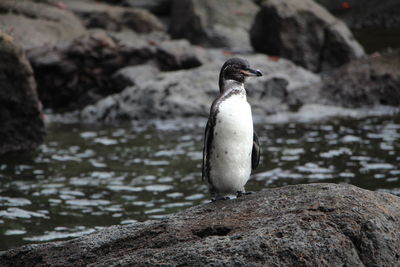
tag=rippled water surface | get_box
[1,116,400,250]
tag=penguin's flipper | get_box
[202,99,219,183]
[252,131,261,170]
[202,118,213,182]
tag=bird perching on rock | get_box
[202,58,262,201]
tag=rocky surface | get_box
[169,0,259,52]
[122,0,172,16]
[2,0,397,122]
[289,50,400,108]
[156,39,203,71]
[28,30,136,112]
[1,183,400,266]
[28,29,204,112]
[250,0,365,72]
[112,64,161,89]
[80,54,320,123]
[0,32,45,155]
[3,0,391,122]
[65,0,164,33]
[0,0,85,51]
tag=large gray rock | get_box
[28,29,203,112]
[289,50,400,108]
[112,64,160,88]
[0,32,45,155]
[156,39,203,70]
[0,0,85,51]
[250,0,365,72]
[169,0,259,52]
[1,183,399,266]
[81,54,320,123]
[27,30,142,112]
[65,0,165,33]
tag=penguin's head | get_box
[219,57,262,92]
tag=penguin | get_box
[202,57,262,201]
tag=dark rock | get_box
[28,28,205,112]
[28,30,154,112]
[65,0,165,33]
[80,54,319,123]
[122,0,172,16]
[1,183,399,266]
[169,0,259,52]
[81,63,215,122]
[250,0,365,72]
[315,0,400,30]
[0,32,45,155]
[0,0,85,51]
[112,64,160,88]
[112,31,207,72]
[244,55,320,116]
[109,29,169,50]
[156,39,203,70]
[289,50,400,108]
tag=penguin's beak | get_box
[240,68,263,77]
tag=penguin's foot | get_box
[236,191,254,198]
[211,196,230,202]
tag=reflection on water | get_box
[0,116,400,250]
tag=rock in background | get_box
[28,29,205,112]
[122,0,171,16]
[65,0,165,33]
[81,54,320,123]
[316,0,400,29]
[28,30,152,112]
[169,0,259,52]
[0,0,86,51]
[156,39,204,71]
[2,0,399,151]
[1,184,399,266]
[289,50,400,108]
[0,32,45,154]
[250,0,365,72]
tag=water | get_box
[0,115,400,250]
[353,28,400,54]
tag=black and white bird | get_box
[202,57,262,201]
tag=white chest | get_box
[210,93,254,194]
[216,94,253,139]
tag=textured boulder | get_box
[0,32,45,155]
[289,50,400,108]
[169,0,259,52]
[112,64,160,89]
[28,29,206,112]
[1,183,400,266]
[156,39,203,70]
[250,0,365,72]
[27,30,143,112]
[80,54,320,123]
[65,0,164,33]
[0,0,85,51]
[81,62,216,122]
